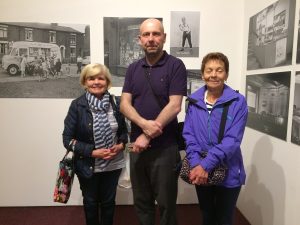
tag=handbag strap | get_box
[143,67,164,109]
[62,150,73,161]
[217,90,238,143]
[218,101,231,143]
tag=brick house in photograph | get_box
[0,22,90,64]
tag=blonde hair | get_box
[80,63,112,89]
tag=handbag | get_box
[179,100,231,185]
[180,152,228,185]
[53,150,74,203]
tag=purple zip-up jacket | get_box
[183,84,248,187]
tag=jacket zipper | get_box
[207,108,212,146]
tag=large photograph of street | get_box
[0,22,90,98]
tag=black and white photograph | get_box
[247,0,296,70]
[0,22,90,98]
[246,72,291,140]
[170,11,200,58]
[103,17,162,87]
[291,72,300,145]
[296,9,300,64]
[186,69,204,95]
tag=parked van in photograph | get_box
[2,41,61,75]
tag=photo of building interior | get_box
[246,72,290,140]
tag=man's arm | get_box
[133,95,183,152]
[120,92,162,138]
[155,95,183,127]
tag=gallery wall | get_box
[2,0,300,224]
[0,0,244,207]
[240,0,300,225]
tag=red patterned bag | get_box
[53,150,74,204]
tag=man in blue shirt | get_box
[121,18,187,225]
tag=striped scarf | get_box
[86,91,113,149]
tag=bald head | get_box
[138,18,166,64]
[140,18,164,34]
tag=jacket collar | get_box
[188,84,238,108]
[77,94,89,107]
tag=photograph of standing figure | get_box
[179,17,192,51]
[170,11,200,57]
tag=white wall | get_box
[0,0,244,207]
[239,0,300,225]
[3,1,300,224]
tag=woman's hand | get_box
[189,165,209,185]
[92,143,125,160]
[110,143,125,155]
[92,148,112,159]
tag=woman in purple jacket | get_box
[183,52,248,225]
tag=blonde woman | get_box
[63,63,128,225]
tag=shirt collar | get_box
[141,51,168,68]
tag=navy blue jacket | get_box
[63,93,128,178]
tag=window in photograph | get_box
[70,34,76,45]
[70,46,76,58]
[29,47,39,57]
[10,47,18,56]
[41,48,51,58]
[49,31,56,43]
[19,48,28,57]
[0,42,8,54]
[0,25,8,38]
[274,10,286,37]
[25,28,33,41]
[247,89,257,109]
